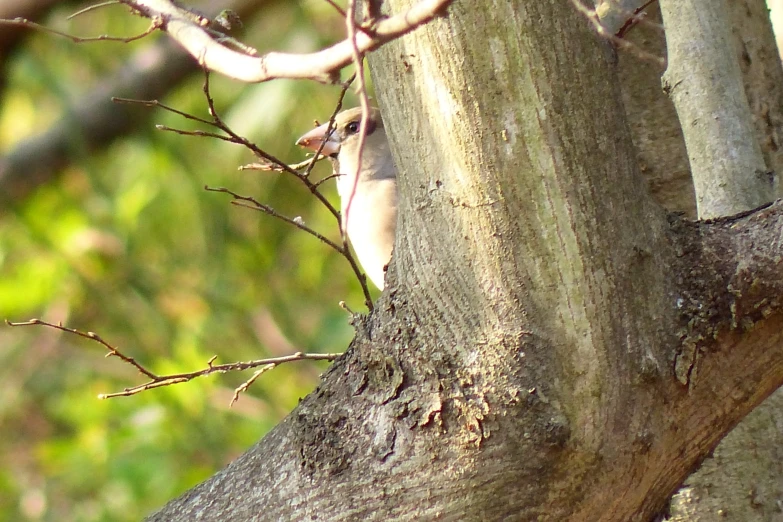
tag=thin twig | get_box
[240,158,325,172]
[323,0,348,18]
[343,0,371,244]
[338,1,376,310]
[100,350,338,400]
[200,72,342,220]
[231,365,274,405]
[205,186,346,253]
[313,173,342,189]
[0,16,162,43]
[614,0,661,37]
[67,1,121,20]
[200,73,374,307]
[114,75,375,308]
[155,125,237,141]
[205,185,373,309]
[6,318,158,378]
[6,318,339,402]
[113,97,216,125]
[302,74,356,181]
[290,73,374,305]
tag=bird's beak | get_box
[296,122,341,156]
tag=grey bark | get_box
[617,0,783,519]
[147,0,783,520]
[659,0,771,218]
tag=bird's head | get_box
[295,107,398,290]
[296,107,386,166]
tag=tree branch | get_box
[672,200,783,383]
[119,0,454,83]
[6,318,340,403]
[660,0,773,219]
[0,0,67,77]
[0,15,163,43]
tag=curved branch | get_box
[123,0,454,83]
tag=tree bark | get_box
[660,0,770,218]
[147,0,783,520]
[617,0,783,519]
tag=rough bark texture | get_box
[618,0,783,519]
[732,0,783,198]
[146,0,783,520]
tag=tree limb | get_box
[6,318,340,403]
[120,0,454,83]
[660,0,773,219]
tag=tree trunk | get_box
[147,0,783,520]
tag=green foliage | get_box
[0,2,372,520]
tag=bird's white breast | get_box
[342,178,397,289]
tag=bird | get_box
[296,107,397,290]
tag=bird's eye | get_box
[346,121,360,134]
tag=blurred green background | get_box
[0,1,375,520]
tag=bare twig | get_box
[313,173,342,189]
[311,71,375,309]
[339,300,356,315]
[67,1,121,20]
[6,318,339,403]
[202,73,343,220]
[594,0,659,37]
[323,0,348,18]
[197,73,375,308]
[0,16,163,43]
[205,186,346,253]
[6,318,158,378]
[303,73,356,180]
[155,125,237,141]
[610,1,661,38]
[342,0,371,245]
[113,97,215,125]
[205,185,375,309]
[241,158,325,172]
[114,74,375,309]
[114,86,341,220]
[231,365,274,406]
